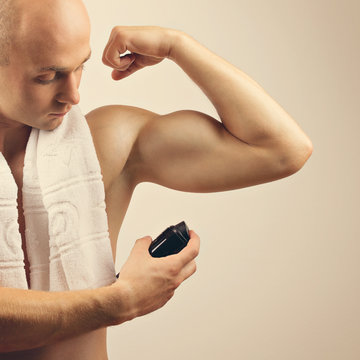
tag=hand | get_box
[102,26,177,81]
[112,230,200,321]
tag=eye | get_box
[35,65,85,85]
[35,72,57,85]
[76,64,86,73]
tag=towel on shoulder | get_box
[0,106,116,291]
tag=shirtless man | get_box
[0,0,312,358]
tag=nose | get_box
[55,73,81,105]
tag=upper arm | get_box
[85,105,157,191]
[127,110,293,193]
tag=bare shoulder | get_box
[85,105,157,190]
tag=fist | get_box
[102,26,177,80]
[113,230,200,321]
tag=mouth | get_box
[50,113,66,117]
[49,109,70,118]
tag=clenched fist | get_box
[102,26,180,80]
[111,230,200,322]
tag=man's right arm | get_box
[0,284,120,352]
[0,232,200,353]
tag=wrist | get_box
[103,281,137,326]
[167,29,192,62]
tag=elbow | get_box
[278,136,313,177]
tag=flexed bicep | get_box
[128,110,290,193]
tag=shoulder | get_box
[85,104,157,135]
[84,105,158,189]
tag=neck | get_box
[0,117,32,161]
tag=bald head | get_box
[0,0,90,66]
[0,0,16,65]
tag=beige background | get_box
[81,1,360,359]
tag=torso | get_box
[1,106,145,360]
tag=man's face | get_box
[0,0,91,131]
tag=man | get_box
[0,0,312,358]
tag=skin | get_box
[0,0,312,358]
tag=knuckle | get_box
[189,247,199,258]
[134,238,144,248]
[173,278,182,289]
[168,275,181,290]
[167,290,175,301]
[112,26,122,35]
[167,259,183,277]
[113,27,126,45]
[168,264,179,277]
[102,50,113,66]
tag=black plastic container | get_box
[148,221,190,258]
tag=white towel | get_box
[0,106,116,291]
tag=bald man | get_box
[0,0,312,358]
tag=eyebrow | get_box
[38,51,92,72]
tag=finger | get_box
[116,53,136,71]
[131,236,153,255]
[102,36,120,68]
[179,259,197,283]
[170,230,200,267]
[184,230,200,259]
[101,35,114,66]
[111,59,144,81]
[102,35,128,69]
[112,69,132,81]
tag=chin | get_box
[32,119,61,131]
[44,117,64,131]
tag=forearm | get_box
[0,286,124,353]
[168,31,312,154]
[0,233,200,353]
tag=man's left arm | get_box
[100,26,313,192]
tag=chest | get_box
[7,154,26,234]
[6,154,30,284]
[10,154,133,274]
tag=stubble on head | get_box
[0,0,17,66]
[0,0,91,131]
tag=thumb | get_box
[133,235,153,252]
[117,53,136,70]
